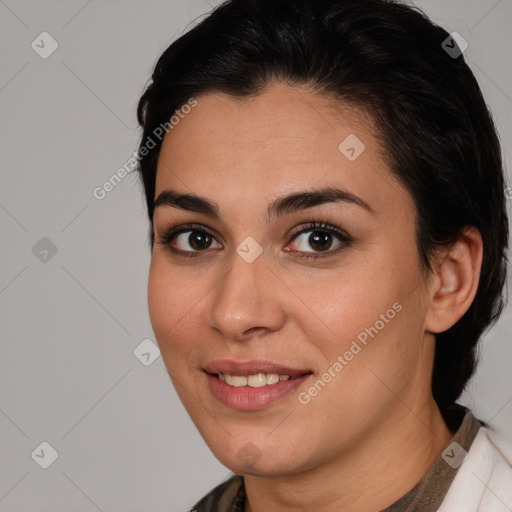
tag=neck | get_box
[244,398,454,512]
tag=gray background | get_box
[1,1,511,511]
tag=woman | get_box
[135,0,511,510]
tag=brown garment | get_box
[190,406,482,512]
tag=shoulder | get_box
[437,425,512,511]
[190,474,245,512]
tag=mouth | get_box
[211,372,304,387]
[203,360,313,410]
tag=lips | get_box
[204,359,311,377]
[204,359,313,410]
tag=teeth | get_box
[231,375,248,387]
[247,373,266,387]
[266,373,280,385]
[224,374,247,387]
[218,372,293,387]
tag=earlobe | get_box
[425,227,483,334]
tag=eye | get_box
[155,220,353,259]
[156,223,222,257]
[286,222,353,259]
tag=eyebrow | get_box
[153,186,374,222]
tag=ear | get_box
[424,226,483,334]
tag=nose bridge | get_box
[207,247,285,339]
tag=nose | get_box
[206,249,287,341]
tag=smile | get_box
[217,372,292,387]
[203,360,313,410]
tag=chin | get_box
[204,433,310,477]
[220,453,301,478]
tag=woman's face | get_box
[148,83,436,476]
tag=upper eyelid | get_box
[157,221,347,237]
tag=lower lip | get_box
[206,373,311,411]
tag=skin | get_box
[148,83,483,512]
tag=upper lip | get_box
[204,359,312,377]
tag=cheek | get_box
[301,244,424,377]
[296,264,403,355]
[147,257,207,355]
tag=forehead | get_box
[155,83,411,220]
[161,83,377,152]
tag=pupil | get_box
[310,231,332,251]
[190,231,211,250]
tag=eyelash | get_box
[155,221,354,260]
